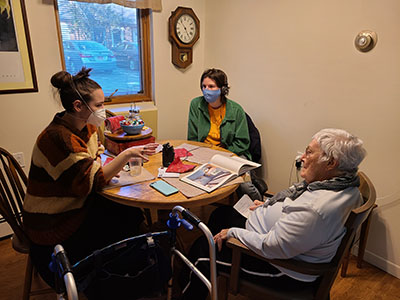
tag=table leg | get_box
[150,208,159,225]
[143,208,154,227]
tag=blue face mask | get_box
[202,88,221,103]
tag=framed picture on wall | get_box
[0,0,37,94]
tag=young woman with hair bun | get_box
[23,67,158,292]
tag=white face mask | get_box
[82,100,106,127]
[73,87,106,127]
[87,107,106,127]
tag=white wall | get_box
[202,0,400,278]
[0,0,399,279]
[153,1,206,140]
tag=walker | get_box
[50,205,218,300]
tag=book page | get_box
[233,194,255,219]
[210,154,244,174]
[231,156,261,174]
[210,154,261,175]
[181,163,236,192]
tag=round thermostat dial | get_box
[355,30,377,52]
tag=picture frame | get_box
[0,0,37,94]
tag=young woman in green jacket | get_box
[187,68,262,200]
[187,68,251,159]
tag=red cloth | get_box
[166,157,196,173]
[103,157,113,166]
[174,148,193,159]
[105,115,125,133]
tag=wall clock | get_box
[168,7,200,68]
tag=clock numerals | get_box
[176,14,196,44]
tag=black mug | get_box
[162,142,175,167]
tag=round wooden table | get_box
[100,140,239,223]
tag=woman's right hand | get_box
[126,143,159,162]
[103,143,158,181]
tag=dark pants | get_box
[181,206,316,300]
[30,194,145,291]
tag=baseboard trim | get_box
[353,245,400,279]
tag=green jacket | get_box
[187,96,251,159]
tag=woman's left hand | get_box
[214,229,229,252]
[249,200,264,211]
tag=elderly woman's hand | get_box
[213,229,229,252]
[249,200,264,211]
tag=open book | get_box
[180,154,261,193]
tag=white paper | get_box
[103,168,155,189]
[176,143,232,165]
[158,167,180,178]
[233,194,255,219]
[155,144,163,153]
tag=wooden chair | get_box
[0,147,53,300]
[98,109,117,144]
[340,172,377,277]
[219,171,376,300]
[106,109,117,118]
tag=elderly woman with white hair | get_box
[180,128,367,299]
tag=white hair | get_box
[312,128,367,174]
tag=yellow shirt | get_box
[205,103,226,146]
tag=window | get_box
[55,0,152,104]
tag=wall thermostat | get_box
[355,30,377,53]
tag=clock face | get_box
[175,14,197,44]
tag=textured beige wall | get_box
[203,0,400,278]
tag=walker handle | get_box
[181,208,201,227]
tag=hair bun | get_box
[50,71,72,89]
[73,67,92,82]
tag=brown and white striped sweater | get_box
[23,112,107,245]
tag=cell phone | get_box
[150,180,179,196]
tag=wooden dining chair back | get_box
[220,171,377,300]
[341,171,377,276]
[98,109,117,144]
[0,147,53,299]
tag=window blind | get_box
[68,0,161,11]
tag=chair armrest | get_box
[226,237,335,275]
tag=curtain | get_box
[69,0,162,11]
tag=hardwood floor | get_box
[0,236,399,300]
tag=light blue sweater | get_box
[228,187,362,281]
